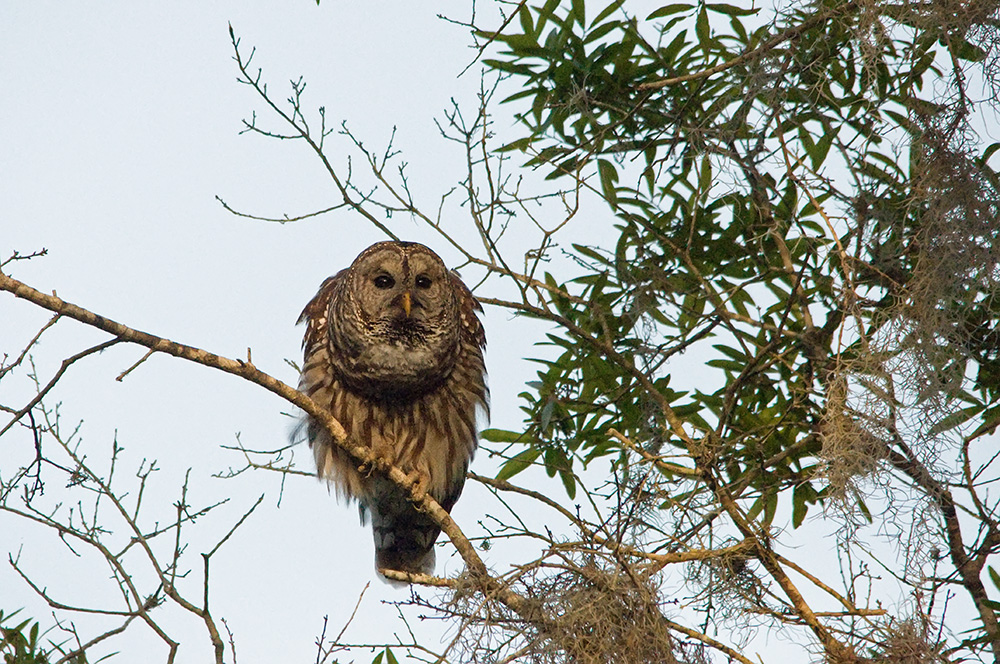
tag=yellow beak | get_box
[402,291,412,317]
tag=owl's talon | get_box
[358,442,396,476]
[406,470,430,504]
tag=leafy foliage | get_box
[486,0,1000,487]
[0,611,51,664]
[477,0,1000,659]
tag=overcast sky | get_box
[5,4,995,663]
[0,4,565,662]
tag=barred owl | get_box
[296,241,488,575]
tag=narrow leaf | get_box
[647,3,692,20]
[497,448,541,481]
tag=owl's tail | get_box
[372,516,439,576]
[362,481,441,576]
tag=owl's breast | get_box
[332,332,461,402]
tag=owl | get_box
[296,241,488,576]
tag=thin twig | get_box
[0,338,121,438]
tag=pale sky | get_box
[1,4,558,662]
[3,4,993,663]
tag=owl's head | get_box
[328,241,464,401]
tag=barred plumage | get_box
[296,241,488,575]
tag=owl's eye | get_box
[415,275,432,290]
[373,275,395,290]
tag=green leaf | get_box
[695,6,710,51]
[597,159,619,206]
[480,428,527,443]
[498,136,535,153]
[813,127,837,168]
[496,447,541,481]
[586,19,622,44]
[698,156,712,192]
[951,36,986,62]
[926,404,983,436]
[706,358,743,372]
[706,3,759,16]
[746,489,778,527]
[573,243,610,264]
[537,0,562,26]
[763,489,778,526]
[518,2,534,37]
[856,495,873,523]
[482,58,538,76]
[792,482,818,528]
[646,3,692,20]
[745,494,765,521]
[540,399,556,432]
[559,467,577,499]
[592,0,626,26]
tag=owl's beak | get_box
[401,290,412,317]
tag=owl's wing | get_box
[449,270,486,350]
[293,272,344,451]
[298,270,347,354]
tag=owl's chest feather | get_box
[331,320,461,401]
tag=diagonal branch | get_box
[0,268,535,620]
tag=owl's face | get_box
[351,244,454,329]
[329,242,463,400]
